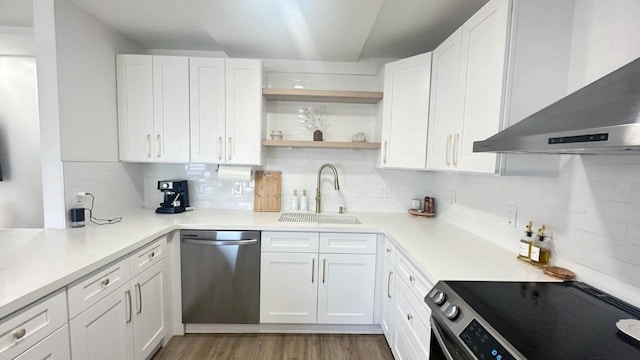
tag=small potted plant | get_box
[301,106,328,141]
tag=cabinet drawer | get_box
[395,279,431,357]
[0,290,67,360]
[129,235,167,277]
[67,257,131,319]
[13,324,70,360]
[397,252,434,305]
[383,237,397,264]
[319,233,377,254]
[261,232,319,253]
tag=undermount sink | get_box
[277,212,360,224]
[317,214,361,224]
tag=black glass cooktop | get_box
[447,281,640,360]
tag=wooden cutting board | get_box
[253,171,282,212]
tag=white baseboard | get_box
[184,323,383,334]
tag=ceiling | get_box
[1,0,489,61]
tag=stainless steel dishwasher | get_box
[180,230,260,324]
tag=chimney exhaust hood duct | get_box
[473,57,640,155]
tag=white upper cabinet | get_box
[426,0,511,174]
[117,55,190,163]
[381,53,432,169]
[456,0,510,173]
[116,55,153,162]
[224,59,263,165]
[189,58,226,163]
[152,56,190,162]
[427,29,463,171]
[118,55,263,165]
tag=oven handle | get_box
[430,317,457,360]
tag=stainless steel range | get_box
[425,281,640,359]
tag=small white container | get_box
[300,190,308,211]
[291,190,299,210]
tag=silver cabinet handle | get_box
[383,140,388,164]
[125,289,132,324]
[311,258,315,283]
[386,248,392,254]
[156,134,162,158]
[101,278,110,287]
[452,133,459,166]
[407,313,413,321]
[446,134,452,166]
[146,134,151,158]
[387,271,393,299]
[218,137,223,161]
[13,328,26,340]
[135,283,142,315]
[322,258,326,283]
[228,137,232,161]
[409,275,415,283]
[149,251,155,259]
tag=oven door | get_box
[429,317,475,360]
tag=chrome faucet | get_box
[315,163,340,213]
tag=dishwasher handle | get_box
[182,238,258,246]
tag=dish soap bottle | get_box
[531,225,551,265]
[518,221,534,259]
[291,190,299,211]
[300,190,308,211]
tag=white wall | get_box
[34,0,145,227]
[0,57,43,228]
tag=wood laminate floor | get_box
[152,334,394,360]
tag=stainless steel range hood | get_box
[474,57,640,155]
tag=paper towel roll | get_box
[217,165,253,182]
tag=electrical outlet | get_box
[449,191,456,205]
[75,191,86,205]
[506,205,518,227]
[378,186,391,198]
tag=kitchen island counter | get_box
[0,210,549,319]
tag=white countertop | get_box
[0,210,551,319]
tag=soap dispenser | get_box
[300,190,308,211]
[531,225,551,265]
[291,190,299,211]
[518,221,534,259]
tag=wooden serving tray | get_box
[408,209,436,217]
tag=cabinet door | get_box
[381,259,396,347]
[190,58,226,163]
[317,253,376,324]
[427,29,463,171]
[116,55,153,162]
[260,252,318,324]
[132,260,168,360]
[13,324,70,360]
[381,53,431,169]
[391,316,421,360]
[70,285,134,360]
[225,59,262,165]
[457,0,511,173]
[152,56,190,163]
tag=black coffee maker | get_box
[156,180,190,214]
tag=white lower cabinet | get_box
[392,317,421,360]
[69,257,168,360]
[260,252,319,323]
[260,232,377,325]
[317,253,376,324]
[132,260,169,360]
[13,325,71,360]
[381,259,396,346]
[70,284,134,360]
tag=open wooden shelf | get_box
[262,140,381,150]
[262,88,383,104]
